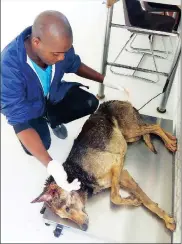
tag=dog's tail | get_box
[143,134,157,154]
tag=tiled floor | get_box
[1,0,180,242]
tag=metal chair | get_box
[129,2,181,58]
[97,0,181,113]
[110,0,179,83]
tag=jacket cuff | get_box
[13,122,32,134]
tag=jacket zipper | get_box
[26,56,54,102]
[26,56,45,103]
[47,64,55,100]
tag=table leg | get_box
[97,5,114,99]
[157,35,181,113]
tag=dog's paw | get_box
[133,198,142,206]
[165,216,176,232]
[165,139,177,153]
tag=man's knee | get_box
[87,95,99,113]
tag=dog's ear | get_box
[31,191,53,203]
[31,185,58,203]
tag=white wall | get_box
[1,0,107,71]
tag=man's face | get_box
[32,35,73,65]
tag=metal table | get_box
[98,0,181,113]
[43,114,176,243]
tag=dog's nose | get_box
[81,223,88,231]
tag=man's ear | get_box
[32,37,41,48]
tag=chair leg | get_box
[169,36,174,56]
[131,35,160,83]
[109,33,161,83]
[148,35,160,83]
[132,52,145,78]
[127,34,172,59]
[110,33,135,71]
[160,35,174,60]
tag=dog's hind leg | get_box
[110,162,141,207]
[143,134,157,154]
[120,169,176,231]
[136,124,177,153]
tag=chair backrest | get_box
[140,1,155,12]
[140,1,147,10]
[122,0,145,27]
[122,0,131,26]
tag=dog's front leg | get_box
[110,163,141,207]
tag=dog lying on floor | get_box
[31,100,177,232]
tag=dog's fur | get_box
[32,100,177,231]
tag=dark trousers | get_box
[21,87,99,155]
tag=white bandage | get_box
[103,76,131,101]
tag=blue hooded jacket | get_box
[1,26,86,132]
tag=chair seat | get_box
[142,2,181,31]
[139,12,175,32]
[124,0,176,32]
[145,2,181,12]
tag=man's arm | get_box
[76,63,104,83]
[65,48,104,83]
[76,62,128,94]
[17,128,52,166]
[16,128,80,191]
[1,62,81,191]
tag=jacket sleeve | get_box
[64,46,81,74]
[1,63,32,132]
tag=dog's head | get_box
[31,183,89,231]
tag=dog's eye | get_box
[65,207,70,212]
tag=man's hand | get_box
[76,64,130,100]
[47,160,81,192]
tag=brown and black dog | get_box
[32,100,177,232]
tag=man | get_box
[1,10,116,192]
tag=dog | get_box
[31,100,177,232]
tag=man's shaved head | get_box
[27,10,74,66]
[32,10,73,42]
